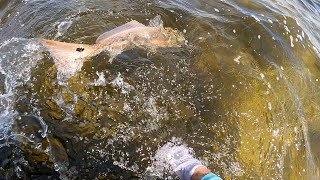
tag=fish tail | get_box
[41,39,98,77]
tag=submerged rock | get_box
[48,111,65,120]
[46,100,65,120]
[62,88,74,104]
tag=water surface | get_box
[0,0,320,179]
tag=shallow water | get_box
[0,0,320,179]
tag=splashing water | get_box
[1,0,320,179]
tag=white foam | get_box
[251,15,260,22]
[228,162,245,177]
[123,103,132,112]
[0,38,41,89]
[0,38,43,145]
[297,34,303,41]
[272,129,280,137]
[284,25,290,33]
[268,102,272,110]
[290,35,294,47]
[234,56,241,64]
[0,108,15,143]
[91,71,107,86]
[55,20,73,39]
[146,138,184,178]
[110,73,135,95]
[144,97,159,121]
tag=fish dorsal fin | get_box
[96,20,146,44]
[148,15,163,27]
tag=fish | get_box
[41,16,185,80]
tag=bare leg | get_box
[191,166,211,180]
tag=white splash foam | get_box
[123,103,132,112]
[0,38,43,145]
[228,162,245,177]
[297,34,303,41]
[91,71,107,86]
[251,15,260,22]
[284,25,290,33]
[0,108,16,145]
[234,56,241,64]
[290,35,294,47]
[0,38,42,89]
[110,73,135,95]
[273,129,280,137]
[268,102,272,110]
[146,138,184,178]
[144,97,159,121]
[55,20,73,39]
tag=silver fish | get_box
[41,16,185,79]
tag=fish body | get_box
[41,18,185,80]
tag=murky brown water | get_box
[0,0,320,179]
